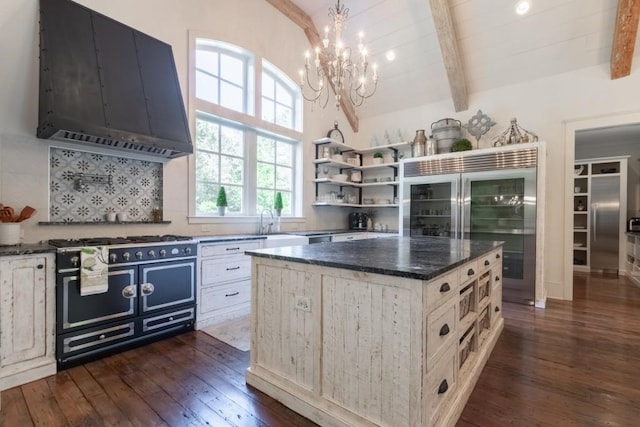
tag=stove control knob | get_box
[148,249,156,258]
[122,252,131,261]
[159,249,167,257]
[184,247,192,255]
[70,256,79,267]
[109,254,117,263]
[135,251,143,259]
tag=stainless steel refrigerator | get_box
[590,175,620,273]
[399,147,538,305]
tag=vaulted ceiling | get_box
[269,0,640,131]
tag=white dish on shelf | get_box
[573,243,584,248]
[331,174,348,181]
[574,165,584,176]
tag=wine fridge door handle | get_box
[592,203,597,242]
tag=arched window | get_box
[190,38,302,217]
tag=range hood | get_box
[37,0,192,159]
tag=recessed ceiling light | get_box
[385,50,396,62]
[515,0,530,15]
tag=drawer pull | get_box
[226,247,240,251]
[439,324,450,336]
[484,260,490,266]
[226,266,241,271]
[495,306,500,313]
[496,253,501,259]
[225,292,240,297]
[495,276,500,282]
[438,379,449,394]
[467,268,475,276]
[439,282,450,293]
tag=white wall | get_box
[359,65,640,301]
[0,0,350,243]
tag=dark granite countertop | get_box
[246,236,503,281]
[195,235,267,243]
[0,243,56,257]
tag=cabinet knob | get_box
[495,276,500,282]
[495,306,500,312]
[484,260,490,266]
[37,264,44,269]
[438,379,449,394]
[496,253,501,259]
[439,324,450,336]
[467,268,475,276]
[439,282,450,293]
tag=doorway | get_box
[564,112,640,300]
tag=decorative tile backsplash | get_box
[50,148,163,222]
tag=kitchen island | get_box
[246,237,504,427]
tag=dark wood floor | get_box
[2,273,639,426]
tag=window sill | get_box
[188,215,306,224]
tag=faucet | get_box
[260,209,274,235]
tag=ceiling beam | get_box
[266,0,359,132]
[428,0,468,112]
[611,0,640,79]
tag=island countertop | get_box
[246,236,502,281]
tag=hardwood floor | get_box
[2,273,639,426]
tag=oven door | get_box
[57,266,138,333]
[139,259,196,315]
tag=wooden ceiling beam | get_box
[266,0,359,132]
[611,0,640,79]
[428,0,468,112]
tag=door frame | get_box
[563,111,640,300]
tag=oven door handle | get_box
[122,285,137,298]
[141,283,155,296]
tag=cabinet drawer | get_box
[426,298,457,369]
[458,259,479,284]
[200,280,250,314]
[478,249,501,272]
[427,343,457,426]
[201,257,251,286]
[200,241,261,257]
[425,270,458,314]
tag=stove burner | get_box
[48,235,192,248]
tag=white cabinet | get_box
[0,253,56,408]
[312,138,408,208]
[196,240,261,329]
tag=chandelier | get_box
[298,0,379,111]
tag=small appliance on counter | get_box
[629,218,640,232]
[348,212,368,230]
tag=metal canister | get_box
[411,129,426,157]
[425,135,437,155]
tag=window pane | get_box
[261,97,275,123]
[262,73,275,99]
[196,119,219,151]
[281,192,291,215]
[256,189,274,211]
[226,185,243,213]
[221,157,244,185]
[221,126,244,157]
[195,182,218,215]
[275,104,293,128]
[276,83,293,106]
[257,136,275,162]
[276,141,293,166]
[276,166,292,191]
[220,81,244,112]
[196,50,219,76]
[195,71,219,104]
[257,162,275,188]
[196,151,219,182]
[220,54,244,86]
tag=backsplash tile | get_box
[49,148,162,222]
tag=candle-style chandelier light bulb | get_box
[299,0,379,111]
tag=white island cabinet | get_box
[246,237,503,427]
[0,252,56,409]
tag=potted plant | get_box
[451,138,473,152]
[274,192,283,216]
[216,186,228,216]
[373,151,384,165]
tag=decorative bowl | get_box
[332,173,349,181]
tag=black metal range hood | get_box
[37,0,192,159]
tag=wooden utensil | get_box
[0,207,15,222]
[16,206,36,222]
